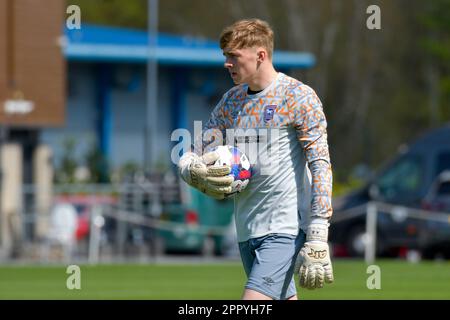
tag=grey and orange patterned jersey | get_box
[199,72,332,242]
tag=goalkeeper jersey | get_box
[201,72,333,242]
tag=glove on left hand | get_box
[295,223,334,289]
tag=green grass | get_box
[0,259,449,299]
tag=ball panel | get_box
[211,145,252,197]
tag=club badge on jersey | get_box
[264,105,277,123]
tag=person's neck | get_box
[247,66,278,91]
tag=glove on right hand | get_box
[178,151,233,200]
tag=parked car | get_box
[419,170,450,258]
[422,170,450,212]
[329,124,450,258]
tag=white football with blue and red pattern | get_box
[212,145,252,197]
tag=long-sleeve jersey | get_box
[198,72,332,242]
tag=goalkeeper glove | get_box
[178,151,233,200]
[295,222,334,289]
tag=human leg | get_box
[240,234,300,300]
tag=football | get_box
[212,145,252,197]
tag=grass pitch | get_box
[0,259,449,299]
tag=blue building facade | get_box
[41,24,315,178]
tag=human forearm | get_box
[308,158,333,221]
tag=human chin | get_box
[230,73,241,84]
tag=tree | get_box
[65,0,449,184]
[418,0,450,126]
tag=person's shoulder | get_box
[280,73,318,97]
[223,83,247,101]
[212,84,246,114]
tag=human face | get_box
[223,47,259,85]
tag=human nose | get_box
[224,58,233,69]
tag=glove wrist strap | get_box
[306,223,329,242]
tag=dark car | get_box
[419,170,450,258]
[329,124,450,258]
[422,170,450,212]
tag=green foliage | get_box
[67,0,148,29]
[333,177,365,197]
[112,160,142,183]
[55,137,78,183]
[64,0,450,184]
[85,142,110,183]
[55,137,110,184]
[417,0,450,122]
[120,161,141,177]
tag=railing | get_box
[15,181,186,263]
[8,183,450,264]
[331,201,450,263]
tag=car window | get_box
[376,155,424,201]
[437,181,450,196]
[435,151,450,177]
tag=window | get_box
[437,181,450,196]
[376,155,424,201]
[435,151,450,177]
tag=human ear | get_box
[257,48,267,62]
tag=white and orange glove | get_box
[178,151,233,200]
[295,223,334,289]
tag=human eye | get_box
[224,52,237,59]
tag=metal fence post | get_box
[365,202,378,264]
[88,205,104,265]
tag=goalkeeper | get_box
[178,18,334,300]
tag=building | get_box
[41,23,316,180]
[0,2,315,258]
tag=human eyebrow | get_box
[223,51,237,58]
